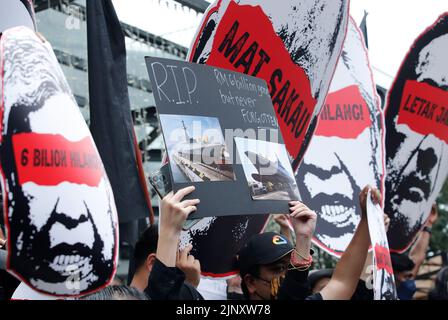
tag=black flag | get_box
[86,0,152,224]
[360,10,369,49]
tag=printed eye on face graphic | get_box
[296,18,385,257]
[1,27,118,296]
[384,14,448,253]
[397,81,448,144]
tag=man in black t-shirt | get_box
[237,185,380,300]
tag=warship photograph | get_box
[159,114,236,183]
[235,137,300,201]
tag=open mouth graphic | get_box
[46,243,93,275]
[314,193,359,227]
[49,255,91,274]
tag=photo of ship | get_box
[235,137,300,201]
[159,114,236,183]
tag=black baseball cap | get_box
[237,232,293,276]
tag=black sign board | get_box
[145,57,300,218]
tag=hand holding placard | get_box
[157,186,200,267]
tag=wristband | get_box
[289,249,313,271]
[423,226,432,234]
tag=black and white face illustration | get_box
[296,19,384,256]
[385,15,448,252]
[179,214,268,277]
[0,0,35,33]
[0,27,118,295]
[188,0,349,167]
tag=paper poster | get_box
[384,13,448,253]
[188,0,349,169]
[146,56,300,219]
[0,27,118,296]
[366,191,398,300]
[296,17,385,257]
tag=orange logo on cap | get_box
[272,235,287,245]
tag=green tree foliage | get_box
[430,179,448,253]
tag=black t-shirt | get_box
[351,280,374,300]
[145,258,204,300]
[277,268,312,300]
[305,292,323,300]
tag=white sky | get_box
[112,0,448,89]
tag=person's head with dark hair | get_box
[428,266,448,300]
[390,253,416,300]
[391,253,415,279]
[130,225,158,292]
[79,285,149,300]
[237,232,293,300]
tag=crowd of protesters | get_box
[1,184,446,300]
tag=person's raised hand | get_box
[289,201,317,239]
[160,186,200,238]
[176,244,201,288]
[359,185,381,220]
[273,214,290,231]
[426,203,439,227]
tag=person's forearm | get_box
[156,232,179,267]
[409,231,430,277]
[335,219,370,284]
[322,219,370,299]
[295,234,311,260]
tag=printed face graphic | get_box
[189,0,349,167]
[296,20,384,256]
[179,214,268,276]
[298,133,367,251]
[385,21,448,252]
[1,28,118,295]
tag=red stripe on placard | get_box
[397,80,448,143]
[205,1,317,159]
[12,133,103,187]
[374,244,393,274]
[315,85,372,139]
